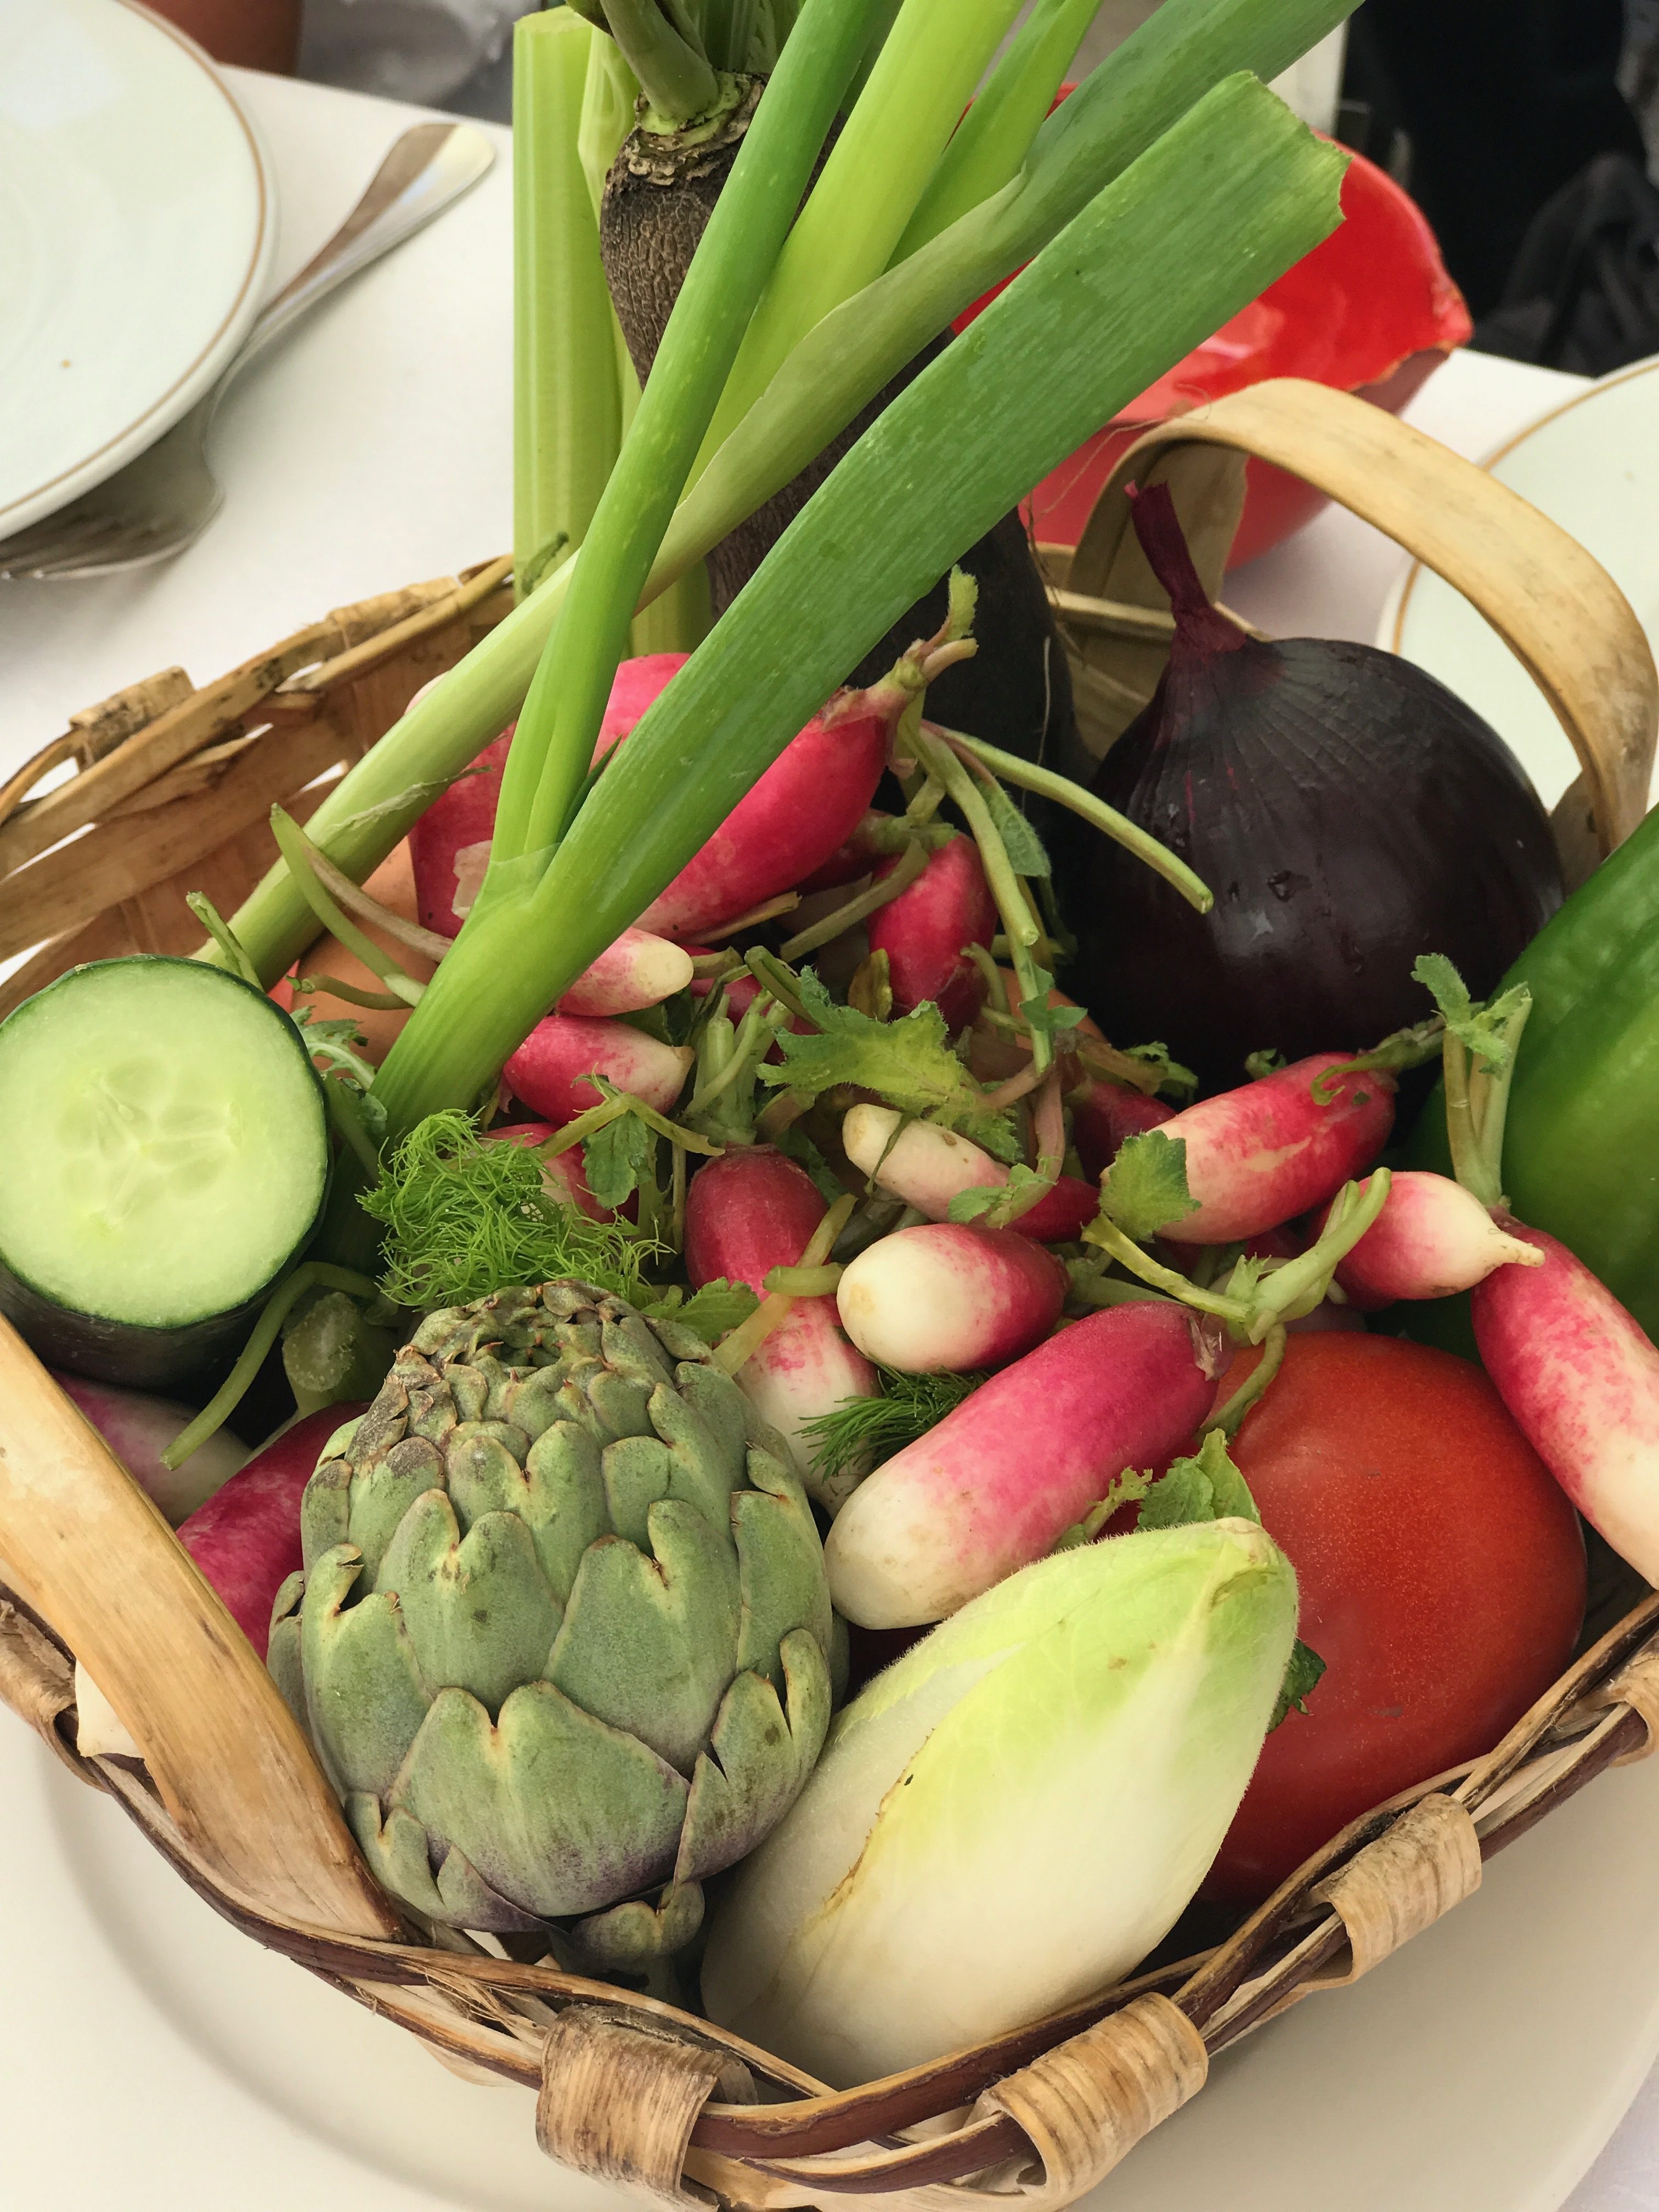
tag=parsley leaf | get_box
[641,1279,760,1346]
[761,969,994,1131]
[582,1096,658,1210]
[1137,1430,1262,1531]
[1271,1639,1327,1731]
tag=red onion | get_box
[1066,485,1562,1091]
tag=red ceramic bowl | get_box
[958,139,1471,569]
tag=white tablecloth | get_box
[2,61,1652,2212]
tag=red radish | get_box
[796,810,895,894]
[1323,1170,1544,1309]
[1206,1334,1584,1901]
[1070,1079,1175,1179]
[842,1105,1096,1243]
[54,1374,246,1526]
[555,927,693,1017]
[685,1148,877,1511]
[595,667,889,941]
[409,729,512,937]
[504,1015,692,1127]
[597,651,687,746]
[1141,1055,1396,1245]
[1473,1221,1659,1585]
[867,834,997,1032]
[836,1223,1065,1372]
[825,1302,1225,1627]
[176,1405,370,1658]
[482,1121,612,1222]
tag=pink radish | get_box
[1473,1222,1659,1584]
[796,810,895,893]
[842,1104,1097,1243]
[482,1121,612,1222]
[1322,1170,1544,1309]
[409,728,512,937]
[176,1404,370,1658]
[836,1223,1065,1372]
[1141,1055,1396,1246]
[555,927,693,1017]
[595,665,889,941]
[54,1374,246,1526]
[824,1302,1225,1627]
[1070,1079,1175,1180]
[685,1149,877,1511]
[504,1014,692,1127]
[867,834,997,1032]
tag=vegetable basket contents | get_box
[7,0,1659,2202]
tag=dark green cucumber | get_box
[0,958,329,1389]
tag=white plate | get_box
[1379,354,1659,811]
[9,1700,1659,2211]
[0,0,276,535]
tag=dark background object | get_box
[1476,153,1659,374]
[1340,0,1644,319]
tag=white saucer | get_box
[10,1707,1659,2211]
[1379,354,1659,811]
[0,0,277,536]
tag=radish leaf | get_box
[1098,1129,1199,1242]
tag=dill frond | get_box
[800,1365,986,1487]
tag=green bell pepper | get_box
[1406,798,1659,1344]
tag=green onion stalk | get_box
[206,0,1353,998]
[360,75,1346,1194]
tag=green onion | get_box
[890,0,1104,262]
[513,11,622,602]
[207,0,1352,994]
[361,75,1345,1160]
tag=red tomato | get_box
[1204,1333,1584,1904]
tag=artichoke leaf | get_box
[300,1545,433,1798]
[599,1307,679,1392]
[377,1491,563,1712]
[585,1364,657,1442]
[643,1380,746,1540]
[678,1628,832,1885]
[349,1434,446,1581]
[567,1880,705,1972]
[548,1502,741,1773]
[521,1421,612,1604]
[300,1455,352,1572]
[391,1680,689,1919]
[442,1421,532,1531]
[733,1452,836,1683]
[267,1570,309,1733]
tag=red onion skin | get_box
[1064,490,1561,1092]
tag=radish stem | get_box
[269,810,426,1007]
[778,836,929,959]
[1211,1325,1286,1436]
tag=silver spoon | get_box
[0,121,495,582]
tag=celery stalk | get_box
[364,76,1345,1149]
[485,0,887,876]
[209,0,1353,992]
[513,12,621,602]
[698,0,1026,460]
[890,0,1104,261]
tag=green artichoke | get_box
[270,1281,836,1970]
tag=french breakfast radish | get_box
[685,1148,877,1513]
[1070,1078,1175,1180]
[1473,1221,1659,1585]
[867,834,997,1032]
[825,1302,1224,1627]
[54,1373,247,1526]
[595,664,889,941]
[555,928,693,1017]
[842,1105,1097,1243]
[409,729,512,937]
[1141,1055,1396,1245]
[1325,1171,1543,1309]
[504,1015,692,1127]
[836,1223,1064,1373]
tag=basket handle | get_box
[0,1317,397,1937]
[1062,376,1658,860]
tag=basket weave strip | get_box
[1307,1792,1481,1985]
[976,1993,1208,2202]
[538,2012,756,2209]
[1587,1647,1659,1763]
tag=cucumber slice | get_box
[0,958,329,1386]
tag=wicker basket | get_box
[2,382,1658,2210]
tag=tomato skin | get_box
[1205,1333,1584,1904]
